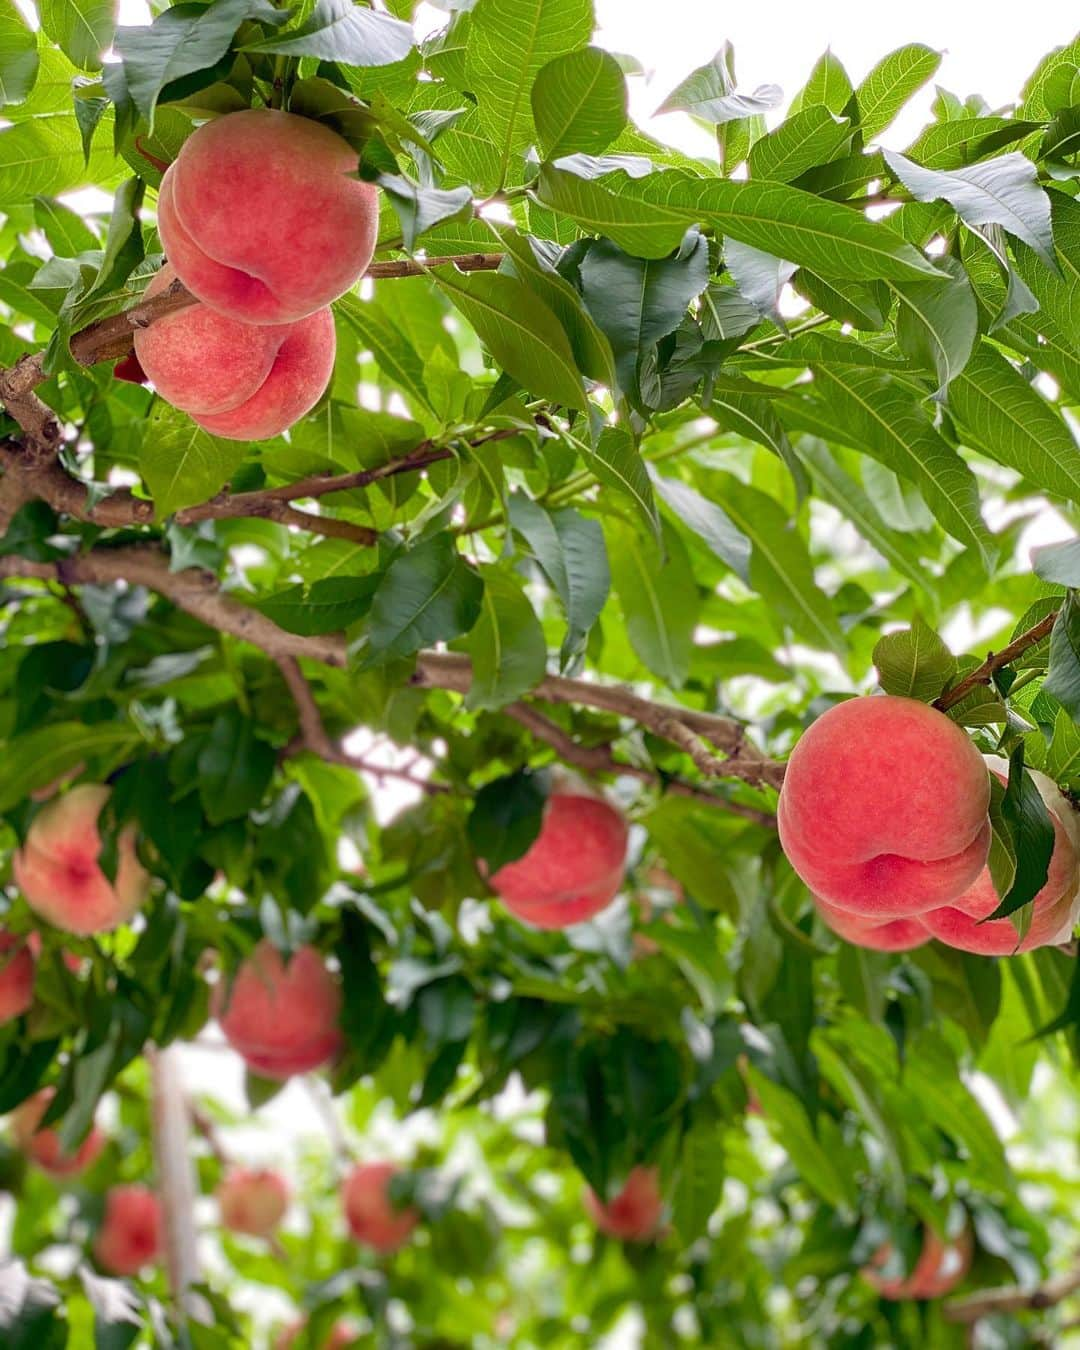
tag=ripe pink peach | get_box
[14,784,151,936]
[814,896,932,952]
[342,1161,419,1254]
[584,1165,664,1243]
[0,932,35,1022]
[135,265,335,441]
[157,109,378,324]
[488,793,628,929]
[11,1087,105,1177]
[864,1224,972,1300]
[778,697,990,919]
[214,941,343,1080]
[217,1166,290,1237]
[94,1185,162,1276]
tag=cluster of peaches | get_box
[779,696,1080,955]
[131,109,382,441]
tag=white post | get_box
[148,1045,200,1311]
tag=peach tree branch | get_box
[935,611,1059,712]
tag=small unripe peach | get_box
[863,1223,972,1300]
[217,1166,290,1237]
[0,932,35,1023]
[13,784,150,935]
[341,1162,419,1254]
[487,793,628,929]
[157,108,379,325]
[584,1165,664,1243]
[94,1184,162,1276]
[10,1087,105,1177]
[213,941,343,1080]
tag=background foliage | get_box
[2,0,1080,1345]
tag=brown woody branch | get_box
[935,611,1058,712]
[0,545,783,796]
[944,1261,1080,1323]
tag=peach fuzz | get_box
[11,1087,105,1177]
[777,696,990,919]
[217,1166,290,1238]
[342,1161,419,1254]
[584,1165,664,1243]
[214,941,343,1080]
[0,931,35,1022]
[94,1184,162,1276]
[863,1223,972,1301]
[157,109,378,325]
[488,793,628,929]
[814,896,932,953]
[134,265,335,441]
[14,784,150,936]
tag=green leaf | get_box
[86,175,145,298]
[657,46,781,125]
[790,50,852,116]
[197,710,275,824]
[33,195,99,255]
[747,1069,858,1210]
[0,1262,63,1346]
[140,405,246,519]
[1045,593,1080,721]
[651,470,750,583]
[255,576,378,636]
[891,255,978,395]
[535,161,945,279]
[905,115,1044,170]
[377,174,472,252]
[39,0,114,72]
[532,46,626,160]
[848,44,941,140]
[1033,538,1080,588]
[578,426,660,544]
[0,109,120,203]
[508,496,609,665]
[1011,192,1080,347]
[883,149,1056,270]
[241,0,413,65]
[577,230,709,407]
[466,0,593,184]
[0,722,139,812]
[873,617,957,701]
[434,266,586,409]
[336,293,436,420]
[116,0,290,127]
[464,566,547,711]
[364,534,483,664]
[989,750,1055,920]
[806,366,993,567]
[949,343,1080,504]
[709,388,809,497]
[672,1119,725,1243]
[607,518,698,688]
[0,0,39,106]
[710,473,846,655]
[748,108,851,183]
[467,768,548,873]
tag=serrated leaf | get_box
[578,425,659,543]
[0,108,120,203]
[651,470,750,583]
[464,566,547,711]
[891,255,978,395]
[873,617,957,700]
[883,149,1056,270]
[532,46,626,160]
[39,0,113,72]
[0,0,39,106]
[535,161,946,279]
[140,406,246,519]
[241,0,413,65]
[377,173,473,251]
[789,49,852,117]
[607,518,698,687]
[363,534,483,663]
[748,107,851,183]
[336,293,436,420]
[657,46,781,125]
[255,576,378,636]
[434,265,585,409]
[849,44,940,140]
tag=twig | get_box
[188,1100,230,1166]
[935,612,1059,712]
[944,1262,1080,1322]
[0,546,785,793]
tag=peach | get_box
[584,1165,664,1243]
[864,1223,972,1300]
[13,784,150,935]
[341,1162,419,1254]
[10,1087,106,1177]
[214,941,343,1080]
[134,265,335,441]
[94,1184,162,1276]
[0,931,35,1022]
[814,896,932,952]
[276,1319,358,1350]
[488,793,628,929]
[157,109,378,325]
[217,1166,290,1237]
[778,697,990,919]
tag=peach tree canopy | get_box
[0,0,1079,1344]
